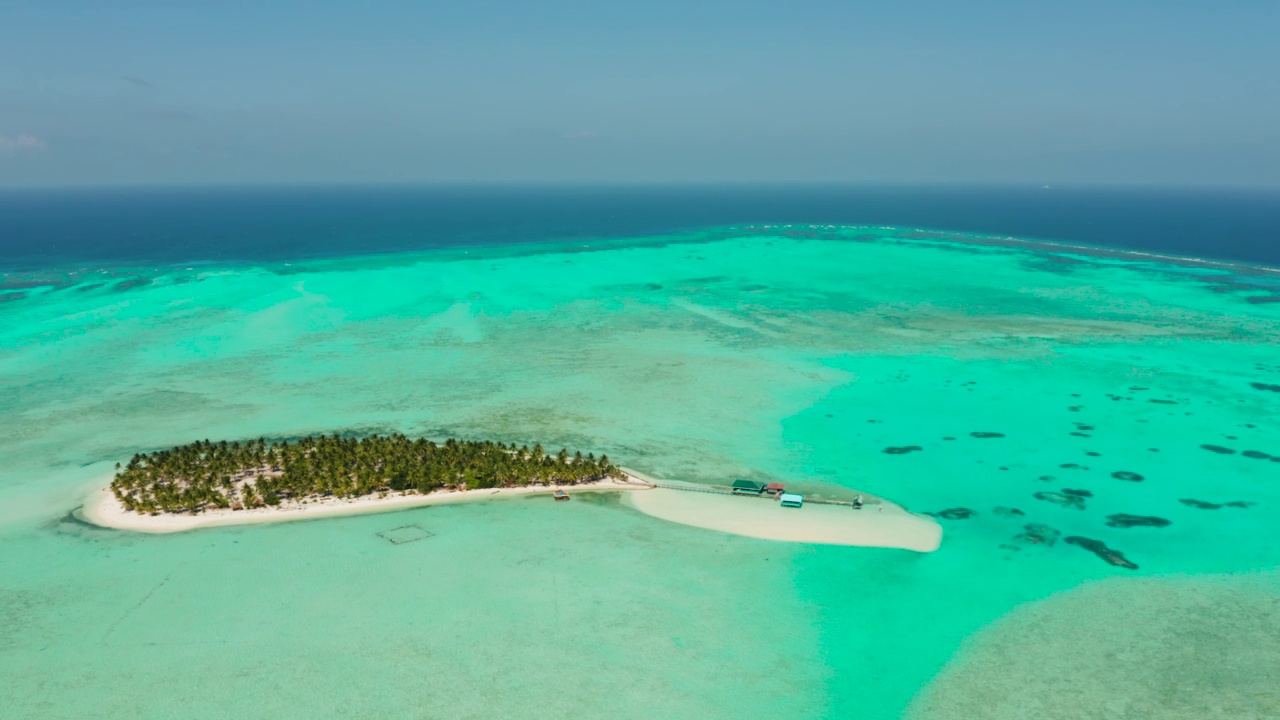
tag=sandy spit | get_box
[624,486,942,553]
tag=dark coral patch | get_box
[1085,451,1101,457]
[1224,501,1256,509]
[883,446,923,455]
[1241,450,1272,460]
[113,277,154,292]
[1250,382,1280,393]
[1013,523,1060,546]
[1037,475,1055,481]
[1074,424,1095,431]
[1149,399,1178,405]
[936,508,976,520]
[1070,432,1090,438]
[1105,514,1171,528]
[1111,471,1144,482]
[1065,536,1138,569]
[994,506,1025,517]
[1179,498,1221,509]
[942,436,956,441]
[1061,488,1093,497]
[1201,444,1236,454]
[1034,491,1086,510]
[1060,463,1088,470]
[970,432,1005,439]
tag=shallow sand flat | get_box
[625,487,943,553]
[905,574,1280,720]
[82,474,650,533]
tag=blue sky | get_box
[1,0,1277,187]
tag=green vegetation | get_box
[111,434,621,515]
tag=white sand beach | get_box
[83,467,941,552]
[625,487,943,553]
[82,473,652,533]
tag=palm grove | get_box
[111,434,622,515]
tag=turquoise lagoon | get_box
[2,226,1279,718]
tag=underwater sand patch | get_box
[906,574,1280,720]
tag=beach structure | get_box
[780,493,804,508]
[553,490,570,501]
[731,480,765,495]
[764,482,787,497]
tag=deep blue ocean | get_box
[1,184,1278,271]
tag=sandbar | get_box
[624,486,942,553]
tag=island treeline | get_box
[111,434,621,515]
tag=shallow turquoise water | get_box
[2,227,1278,718]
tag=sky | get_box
[0,0,1277,187]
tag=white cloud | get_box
[0,133,48,154]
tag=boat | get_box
[553,490,570,501]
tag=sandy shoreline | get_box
[82,467,942,552]
[81,473,653,533]
[624,486,942,553]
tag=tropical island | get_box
[85,432,942,552]
[84,434,646,532]
[110,434,623,514]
